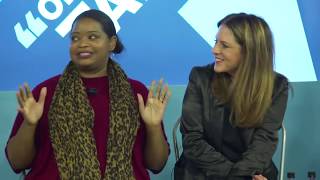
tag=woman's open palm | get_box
[138,79,171,126]
[16,83,47,126]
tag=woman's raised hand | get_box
[137,79,171,126]
[16,83,47,126]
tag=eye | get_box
[88,34,98,40]
[71,35,79,42]
[221,43,229,48]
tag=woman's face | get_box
[70,18,116,77]
[212,25,242,76]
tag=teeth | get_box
[79,52,92,57]
[80,52,91,56]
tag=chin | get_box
[213,65,225,73]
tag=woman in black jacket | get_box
[174,13,289,180]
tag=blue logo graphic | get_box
[1,0,319,91]
[14,0,144,48]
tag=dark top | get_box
[174,64,289,180]
[6,75,169,180]
[221,107,246,163]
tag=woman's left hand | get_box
[252,175,268,180]
[137,79,171,126]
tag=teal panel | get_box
[0,92,20,179]
[281,81,320,179]
[1,82,320,179]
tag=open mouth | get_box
[78,52,93,58]
[215,57,224,63]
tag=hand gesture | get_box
[16,83,47,126]
[137,79,171,126]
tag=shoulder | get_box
[188,64,214,88]
[189,64,214,78]
[273,72,289,98]
[128,78,148,94]
[34,75,60,89]
[32,75,61,95]
[128,78,147,90]
[274,72,288,89]
[275,72,288,82]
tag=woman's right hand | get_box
[16,83,47,126]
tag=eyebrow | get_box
[71,30,101,34]
[216,39,231,45]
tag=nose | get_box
[78,38,89,47]
[212,43,219,56]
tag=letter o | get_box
[38,0,63,20]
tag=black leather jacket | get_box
[174,64,289,180]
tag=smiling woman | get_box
[5,9,171,180]
[212,24,242,76]
[174,13,289,180]
[69,13,119,78]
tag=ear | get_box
[108,36,117,52]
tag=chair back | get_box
[172,117,182,161]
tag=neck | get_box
[79,70,107,78]
[79,63,108,78]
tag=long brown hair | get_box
[213,13,275,128]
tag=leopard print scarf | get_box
[48,59,140,180]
